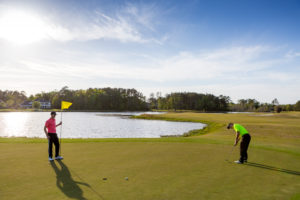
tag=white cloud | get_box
[122,2,157,31]
[265,72,297,82]
[124,46,280,81]
[1,45,288,82]
[285,51,300,58]
[0,5,162,44]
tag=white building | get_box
[21,100,51,109]
[39,100,51,109]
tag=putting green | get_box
[0,112,299,200]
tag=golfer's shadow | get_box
[50,160,90,200]
[246,162,300,176]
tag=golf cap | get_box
[227,123,233,129]
[51,111,57,115]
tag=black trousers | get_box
[240,134,251,163]
[48,133,59,158]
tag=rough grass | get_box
[0,112,300,200]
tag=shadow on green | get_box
[245,162,300,176]
[50,160,104,200]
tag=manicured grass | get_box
[0,112,300,200]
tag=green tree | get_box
[32,101,41,109]
[0,101,6,108]
[272,98,279,106]
[274,106,282,113]
[295,100,300,111]
[148,93,157,110]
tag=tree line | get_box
[0,90,27,109]
[0,87,300,112]
[30,87,148,111]
[148,92,230,111]
[229,98,300,112]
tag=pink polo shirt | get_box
[45,118,56,133]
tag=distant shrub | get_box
[295,101,300,111]
[274,106,282,113]
[32,101,41,109]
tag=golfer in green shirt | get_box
[227,123,251,164]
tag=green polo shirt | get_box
[233,124,249,136]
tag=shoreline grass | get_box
[132,114,224,137]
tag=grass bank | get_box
[132,113,224,136]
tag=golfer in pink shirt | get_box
[44,111,63,161]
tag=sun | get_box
[0,10,47,45]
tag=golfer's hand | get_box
[58,121,62,126]
[47,135,50,140]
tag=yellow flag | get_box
[61,101,72,110]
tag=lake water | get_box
[0,112,205,138]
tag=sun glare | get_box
[2,113,28,137]
[0,10,47,45]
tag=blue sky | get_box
[0,0,299,103]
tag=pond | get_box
[0,112,205,138]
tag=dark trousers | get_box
[48,133,59,158]
[240,134,251,163]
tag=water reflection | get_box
[0,112,205,138]
[2,112,28,137]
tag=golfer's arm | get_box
[56,122,62,127]
[235,132,240,145]
[44,126,49,137]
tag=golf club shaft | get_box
[226,146,235,161]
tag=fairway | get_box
[0,112,300,200]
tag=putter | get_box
[225,146,235,162]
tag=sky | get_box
[0,0,299,104]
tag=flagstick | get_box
[60,109,62,156]
[59,101,72,157]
